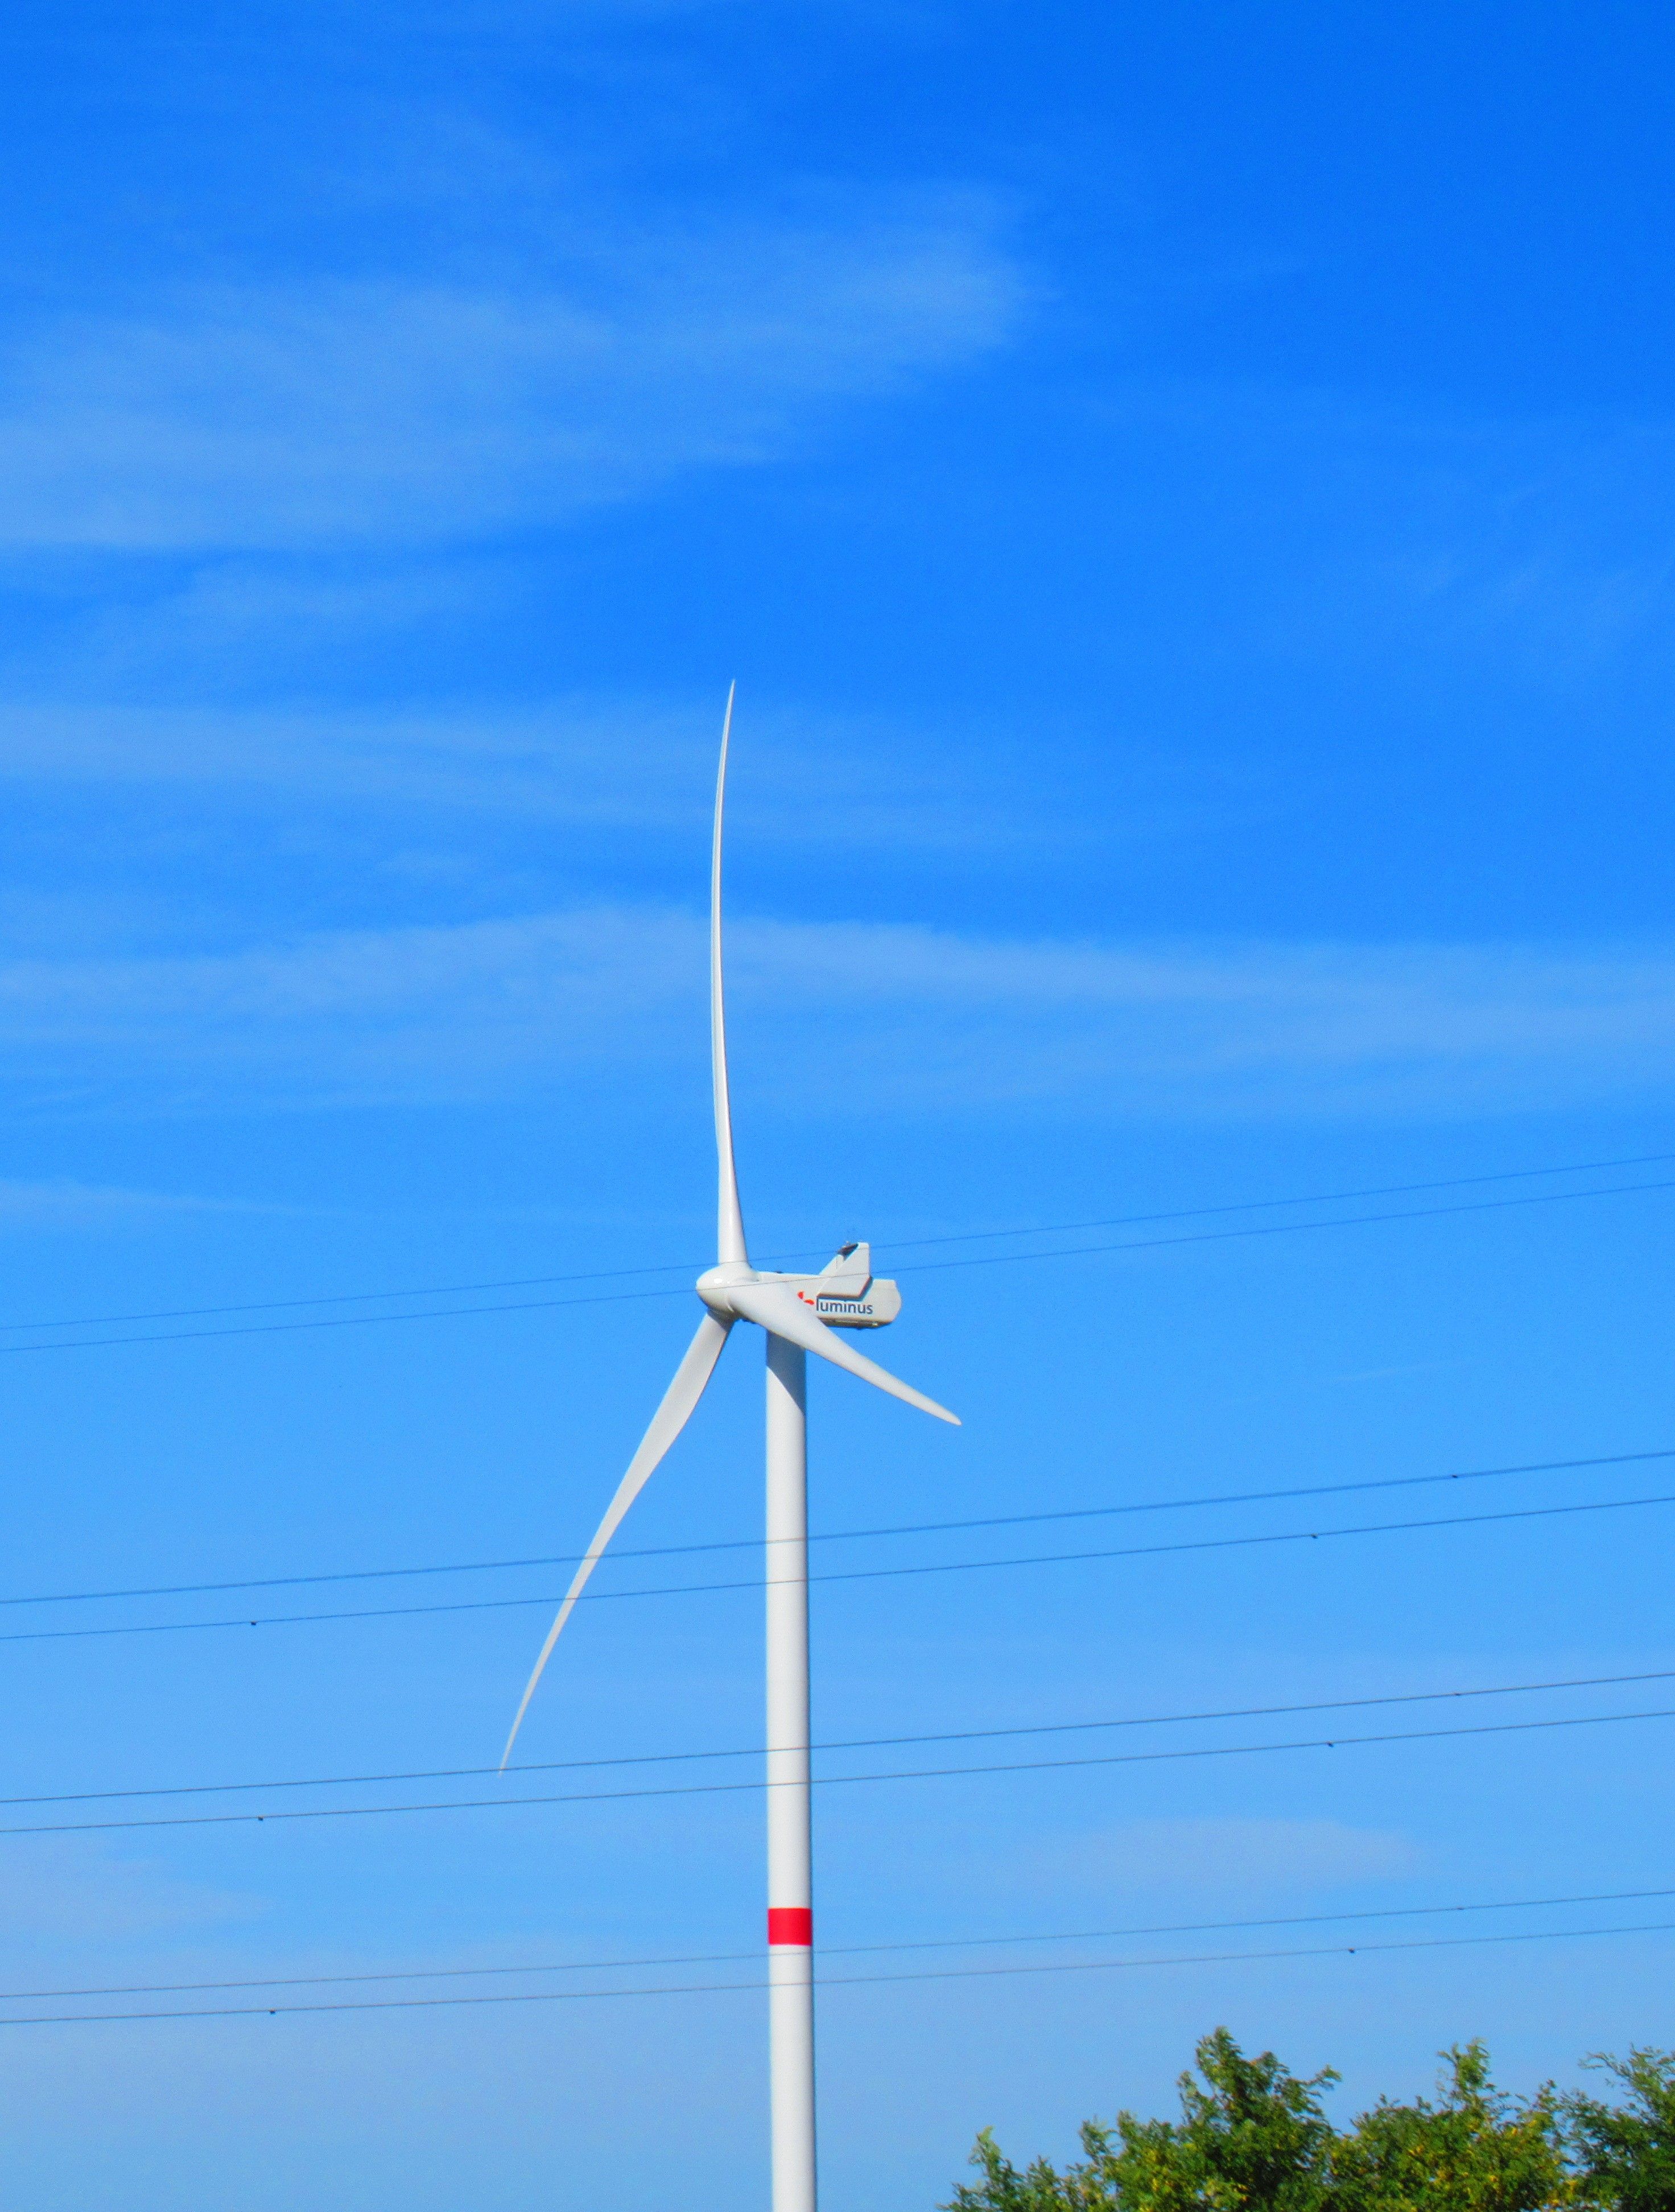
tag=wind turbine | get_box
[501,684,959,2212]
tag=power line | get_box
[3,1173,1672,1357]
[1,1916,1670,2029]
[882,1151,1675,1254]
[0,1278,684,1356]
[2,1881,1670,2005]
[5,1699,1672,1839]
[6,1664,1668,1809]
[5,1445,1662,1613]
[5,1485,1669,1649]
[3,1146,1665,1342]
[909,1175,1675,1281]
[0,1257,698,1337]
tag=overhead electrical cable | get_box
[4,1699,1673,1839]
[1,1880,1670,2004]
[3,1445,1663,1613]
[908,1175,1675,1280]
[6,1664,1668,1810]
[1,1917,1672,2028]
[872,1150,1675,1253]
[2,1146,1665,1342]
[3,1485,1670,1649]
[2,1173,1672,1357]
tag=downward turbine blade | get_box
[711,683,749,1267]
[500,1311,734,1767]
[726,1280,960,1426]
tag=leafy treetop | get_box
[947,2031,1675,2212]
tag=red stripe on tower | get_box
[768,1907,813,1947]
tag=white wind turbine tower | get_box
[501,685,959,2212]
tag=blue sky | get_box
[0,2,1673,2206]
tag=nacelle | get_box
[749,1241,902,1328]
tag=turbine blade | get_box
[727,1280,959,1426]
[500,1311,733,1767]
[712,683,749,1266]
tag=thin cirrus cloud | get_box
[1076,1815,1420,1893]
[0,700,712,816]
[0,698,1108,861]
[0,1839,249,1947]
[0,1179,239,1227]
[0,202,1023,555]
[0,906,1671,1120]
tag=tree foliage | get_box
[1333,2041,1568,2211]
[1562,2050,1675,2212]
[947,2032,1675,2212]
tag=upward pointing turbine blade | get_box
[712,682,749,1268]
[500,1310,735,1768]
[725,1279,960,1425]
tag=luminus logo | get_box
[815,1295,873,1316]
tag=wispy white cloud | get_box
[0,695,1134,864]
[1183,386,1675,679]
[0,1179,240,1228]
[0,905,1672,1119]
[748,922,1675,1116]
[1055,1815,1420,1896]
[0,1840,249,1949]
[0,699,706,818]
[0,201,1022,554]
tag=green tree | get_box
[946,2028,1340,2211]
[1562,2050,1675,2211]
[946,2032,1583,2211]
[947,2128,1106,2211]
[1334,2042,1571,2211]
